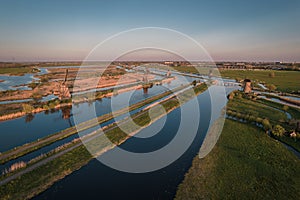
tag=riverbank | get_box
[0,102,71,121]
[175,119,300,199]
[176,89,300,199]
[231,91,300,149]
[0,79,159,122]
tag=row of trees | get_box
[227,109,288,137]
[22,97,72,114]
[228,91,245,100]
[227,109,272,131]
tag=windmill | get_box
[59,69,71,99]
[142,68,152,94]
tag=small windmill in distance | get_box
[59,69,71,99]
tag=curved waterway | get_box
[33,86,237,200]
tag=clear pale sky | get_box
[0,0,299,62]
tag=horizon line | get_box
[0,60,299,64]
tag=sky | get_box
[0,0,299,62]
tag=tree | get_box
[28,82,39,89]
[249,115,256,123]
[266,84,277,91]
[256,117,263,123]
[269,71,275,78]
[48,102,56,109]
[191,80,197,86]
[262,118,272,131]
[272,125,285,137]
[226,110,233,116]
[22,104,34,114]
[283,105,289,113]
[41,76,49,83]
[43,105,49,110]
[235,77,242,82]
[228,92,234,100]
[25,114,34,123]
[31,92,42,101]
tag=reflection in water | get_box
[50,109,58,114]
[25,114,34,123]
[61,105,73,127]
[143,87,148,94]
[61,106,72,119]
[143,83,153,95]
[208,69,213,79]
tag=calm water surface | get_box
[34,86,236,200]
[0,68,48,91]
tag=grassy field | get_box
[176,119,300,199]
[0,67,38,75]
[0,102,23,116]
[160,66,300,93]
[277,136,300,153]
[220,70,300,92]
[257,98,300,119]
[227,92,300,151]
[227,96,288,122]
[0,144,92,200]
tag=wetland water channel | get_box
[32,86,236,200]
[0,68,48,91]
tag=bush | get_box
[244,114,251,121]
[256,117,263,123]
[283,105,289,112]
[249,115,256,123]
[272,125,285,137]
[226,110,232,115]
[54,99,61,105]
[262,118,272,131]
[41,76,49,83]
[266,84,277,91]
[43,105,49,110]
[235,77,242,82]
[31,93,42,101]
[236,113,242,119]
[228,92,234,100]
[22,104,34,114]
[28,82,39,89]
[48,103,56,109]
[269,71,275,78]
